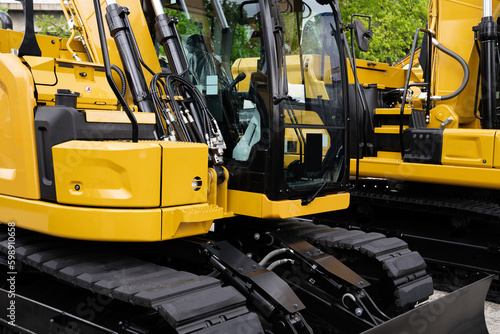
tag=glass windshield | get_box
[160,0,346,196]
[162,0,270,162]
[280,0,346,192]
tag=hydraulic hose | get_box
[258,248,290,266]
[430,38,470,101]
[93,0,138,142]
[111,64,126,97]
[267,259,294,271]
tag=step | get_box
[375,107,412,115]
[374,125,408,134]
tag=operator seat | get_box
[232,70,269,161]
[185,34,217,87]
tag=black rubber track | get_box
[0,226,264,334]
[272,219,434,312]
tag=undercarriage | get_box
[1,219,489,334]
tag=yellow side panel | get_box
[432,0,496,124]
[0,54,39,199]
[374,125,408,134]
[53,141,161,207]
[72,0,161,81]
[349,59,420,89]
[0,30,68,59]
[85,110,156,124]
[160,142,208,207]
[227,190,350,219]
[494,132,500,168]
[351,158,500,190]
[231,57,258,91]
[0,194,161,241]
[442,129,495,168]
[23,56,119,110]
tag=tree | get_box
[339,0,428,63]
[35,14,70,38]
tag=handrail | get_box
[399,27,470,153]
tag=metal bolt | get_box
[74,184,80,191]
[293,303,298,309]
[355,308,363,316]
[254,233,260,241]
[238,267,243,273]
[483,160,487,163]
[51,40,56,44]
[252,264,257,269]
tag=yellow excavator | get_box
[304,0,500,301]
[0,0,492,333]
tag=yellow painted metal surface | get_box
[207,167,234,218]
[374,125,408,134]
[231,57,258,91]
[376,151,402,160]
[53,141,161,207]
[351,157,500,190]
[23,56,119,109]
[375,108,412,115]
[84,110,156,124]
[349,59,420,90]
[0,29,86,60]
[233,54,333,98]
[301,55,330,99]
[431,0,500,125]
[0,194,162,241]
[427,104,459,129]
[227,190,350,219]
[494,132,500,168]
[162,204,223,240]
[160,142,209,207]
[0,54,40,199]
[442,129,495,168]
[4,0,162,110]
[71,0,161,81]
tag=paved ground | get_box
[429,291,499,334]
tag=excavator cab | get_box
[157,0,349,201]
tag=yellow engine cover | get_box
[52,140,208,208]
[160,142,208,207]
[53,141,162,207]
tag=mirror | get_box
[353,19,372,52]
[238,1,259,25]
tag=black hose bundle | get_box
[149,72,224,161]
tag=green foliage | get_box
[0,6,7,13]
[35,14,71,38]
[339,0,428,63]
[166,0,261,64]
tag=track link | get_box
[272,219,433,310]
[352,183,500,223]
[0,226,263,333]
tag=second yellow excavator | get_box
[319,0,500,302]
